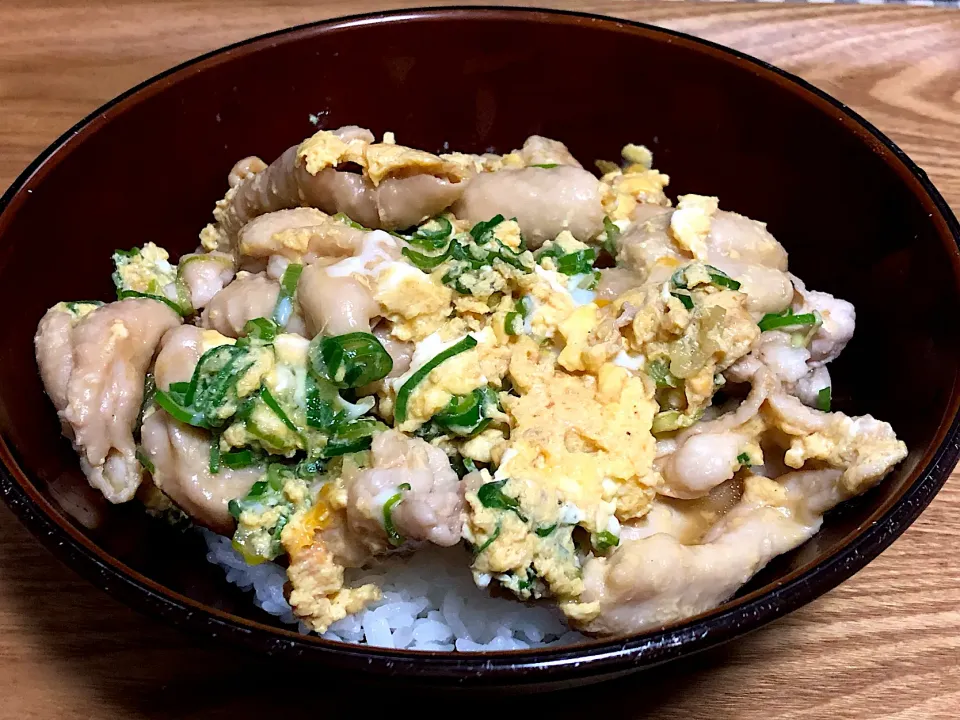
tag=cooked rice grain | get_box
[203,530,585,651]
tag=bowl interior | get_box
[0,8,958,674]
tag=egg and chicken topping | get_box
[38,131,908,639]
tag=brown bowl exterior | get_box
[0,7,958,688]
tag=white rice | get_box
[202,530,585,651]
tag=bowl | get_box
[1,6,958,690]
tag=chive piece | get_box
[407,216,453,250]
[477,479,527,521]
[135,448,155,474]
[469,215,505,245]
[530,163,558,169]
[305,375,339,429]
[333,212,366,230]
[383,482,412,547]
[258,386,300,436]
[323,417,382,457]
[167,381,190,395]
[272,263,303,326]
[221,449,255,469]
[651,410,697,434]
[737,452,751,466]
[209,442,221,474]
[706,267,741,291]
[535,524,557,538]
[401,243,453,271]
[136,373,156,435]
[671,291,694,310]
[463,458,479,474]
[646,359,679,389]
[816,386,832,412]
[394,336,478,424]
[227,499,242,520]
[431,386,496,437]
[757,308,819,332]
[117,289,185,316]
[476,524,501,554]
[602,217,621,256]
[593,530,620,552]
[64,300,105,313]
[154,389,205,426]
[309,332,393,389]
[504,311,523,336]
[243,317,278,342]
[555,248,597,276]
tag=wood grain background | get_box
[1,1,959,717]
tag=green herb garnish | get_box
[383,482,412,547]
[535,524,557,538]
[272,263,303,326]
[593,530,620,552]
[646,359,679,389]
[394,335,478,424]
[737,452,751,466]
[477,479,527,521]
[757,308,819,332]
[816,386,832,412]
[117,289,186,316]
[310,332,393,389]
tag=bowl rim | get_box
[1,4,958,684]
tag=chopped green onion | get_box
[63,300,105,313]
[154,389,205,426]
[535,524,557,538]
[816,386,832,412]
[309,332,393,388]
[221,449,255,469]
[706,266,741,291]
[757,308,819,332]
[243,317,278,342]
[593,530,620,552]
[671,291,694,310]
[117,289,185,316]
[383,482,412,546]
[737,452,751,466]
[333,212,366,230]
[407,217,453,250]
[259,386,300,436]
[469,215,505,245]
[136,373,156,435]
[463,458,479,474]
[394,336,478,424]
[530,163,558,169]
[555,248,597,276]
[305,374,339,429]
[209,442,221,474]
[476,524,501,554]
[504,311,523,336]
[402,243,453,271]
[477,479,527,521]
[602,217,621,256]
[651,410,697,434]
[647,359,679,389]
[323,417,382,457]
[431,386,497,437]
[515,296,533,318]
[272,263,303,326]
[135,448,155,474]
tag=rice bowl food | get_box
[33,125,908,650]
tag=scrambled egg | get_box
[670,195,719,260]
[112,242,177,295]
[296,129,465,186]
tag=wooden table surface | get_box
[2,0,959,716]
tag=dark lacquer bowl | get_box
[1,6,958,690]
